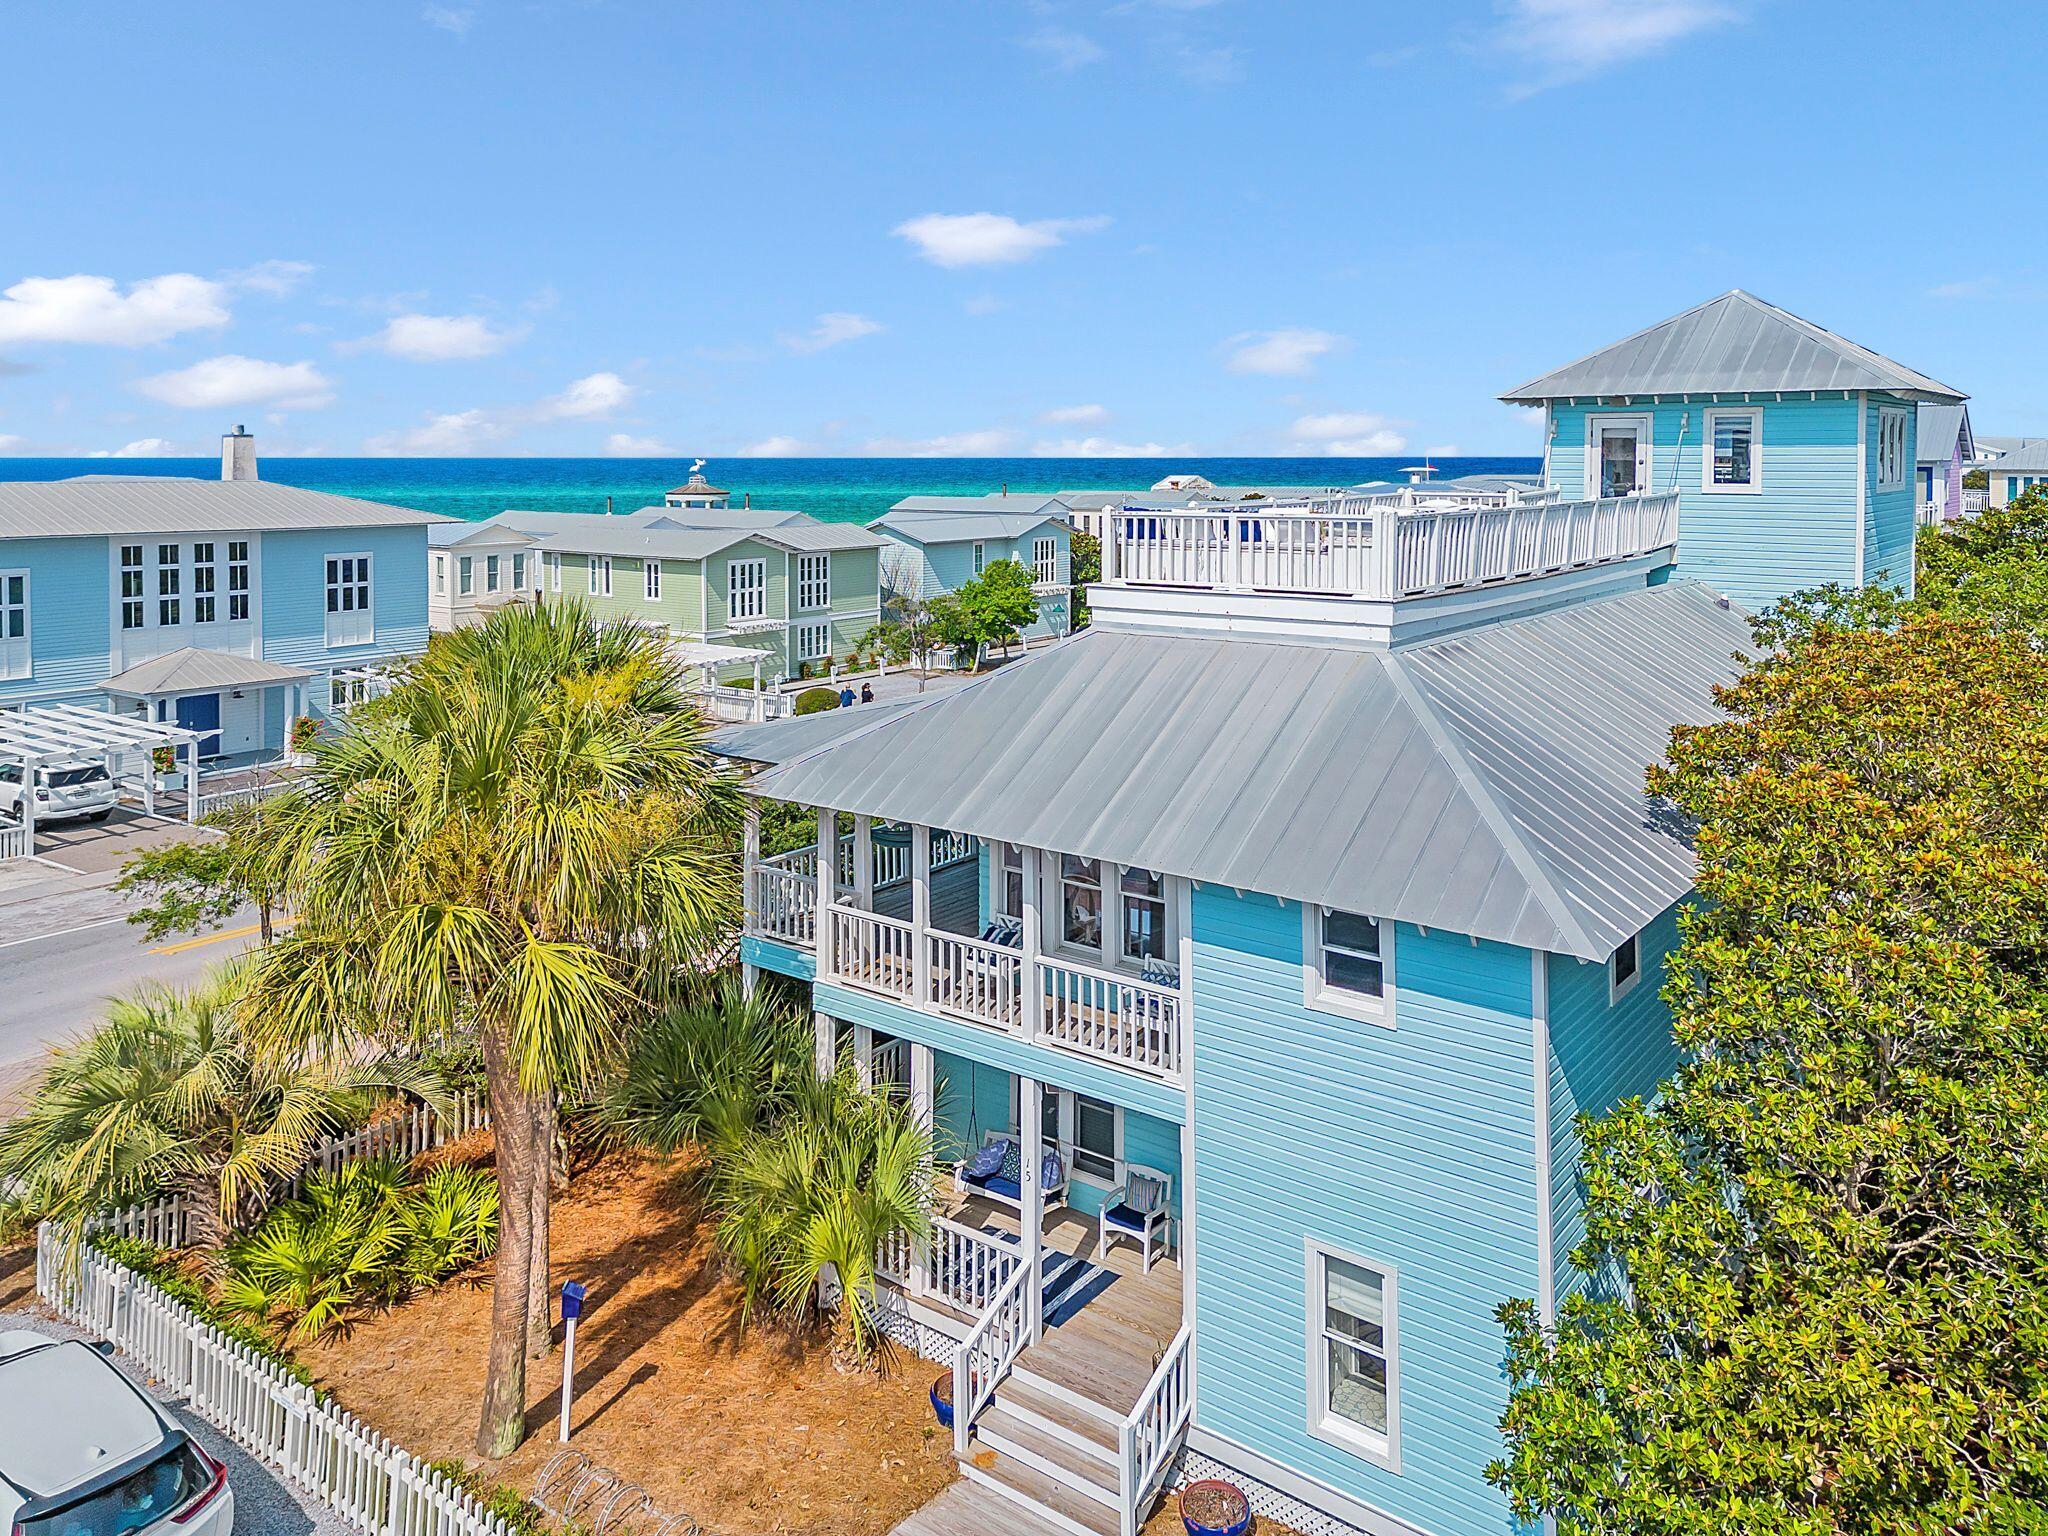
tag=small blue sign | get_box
[560,1280,587,1321]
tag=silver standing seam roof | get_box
[1500,290,1967,405]
[0,477,448,538]
[1915,404,1973,464]
[873,501,1074,544]
[101,647,314,695]
[715,582,1752,961]
[488,507,886,559]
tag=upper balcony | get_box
[1090,490,1680,647]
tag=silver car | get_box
[0,759,119,825]
[0,1331,235,1535]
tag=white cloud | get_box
[356,312,525,361]
[228,259,316,297]
[365,408,501,455]
[136,355,335,411]
[1033,436,1192,457]
[1023,27,1106,69]
[1042,403,1110,425]
[1224,327,1345,376]
[0,434,24,452]
[779,311,885,354]
[893,212,1109,268]
[92,438,178,458]
[604,433,679,456]
[736,435,813,457]
[1496,0,1739,94]
[1289,410,1407,455]
[422,4,475,35]
[537,371,633,420]
[862,429,1019,456]
[0,272,230,347]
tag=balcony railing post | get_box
[815,807,837,979]
[1102,509,1119,582]
[1020,847,1043,1041]
[911,825,932,1006]
[741,800,760,936]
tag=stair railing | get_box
[1117,1323,1193,1536]
[951,1257,1032,1457]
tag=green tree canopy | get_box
[1917,484,2048,639]
[1490,609,2048,1535]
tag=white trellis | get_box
[0,701,205,857]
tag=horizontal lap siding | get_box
[1547,396,1862,612]
[0,535,111,705]
[829,547,881,624]
[260,526,430,669]
[1866,394,1918,595]
[1191,890,1536,1536]
[1544,900,1684,1304]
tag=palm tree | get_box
[245,601,739,1457]
[0,965,422,1249]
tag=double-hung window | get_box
[511,552,526,592]
[1610,932,1641,1002]
[191,542,217,624]
[795,619,830,663]
[156,543,181,627]
[325,553,373,647]
[1059,855,1102,949]
[587,557,600,595]
[728,558,767,624]
[600,557,613,597]
[797,553,830,611]
[118,544,145,631]
[644,559,662,601]
[485,554,501,593]
[226,541,250,621]
[1305,905,1393,1022]
[458,556,475,596]
[1033,536,1058,585]
[1876,406,1909,491]
[1703,407,1761,493]
[972,541,987,576]
[0,570,27,679]
[1120,866,1167,962]
[1030,1088,1121,1185]
[433,553,447,596]
[1306,1241,1398,1466]
[995,842,1024,919]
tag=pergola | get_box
[671,638,770,693]
[0,702,205,855]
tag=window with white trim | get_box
[1033,536,1058,585]
[1120,865,1167,962]
[0,570,27,679]
[1306,1241,1398,1466]
[325,553,373,647]
[1305,905,1393,1022]
[191,541,217,624]
[797,552,830,611]
[1023,1086,1122,1186]
[1610,932,1641,1002]
[458,556,474,596]
[995,842,1024,919]
[587,557,600,594]
[601,557,613,597]
[1876,405,1909,490]
[728,558,767,623]
[972,541,987,575]
[795,619,830,662]
[1059,855,1102,949]
[1703,407,1761,493]
[644,559,661,601]
[548,552,561,593]
[433,553,447,595]
[226,542,250,622]
[156,543,181,627]
[485,554,501,593]
[119,544,145,631]
[511,553,526,591]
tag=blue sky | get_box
[0,0,2036,459]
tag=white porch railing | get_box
[830,905,916,998]
[878,1214,1022,1317]
[1109,491,1679,601]
[193,774,301,818]
[926,930,1027,1031]
[1117,1323,1193,1536]
[1039,956,1183,1079]
[952,1257,1032,1457]
[0,821,28,862]
[752,846,820,947]
[693,684,790,724]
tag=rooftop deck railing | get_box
[1103,490,1679,600]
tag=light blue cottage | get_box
[1501,289,1967,613]
[871,495,1074,649]
[722,479,1761,1536]
[0,444,439,763]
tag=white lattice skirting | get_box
[1177,1448,1371,1536]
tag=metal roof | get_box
[1984,438,2048,474]
[1500,290,1967,405]
[719,582,1752,960]
[101,646,314,695]
[715,698,921,760]
[0,477,447,539]
[489,508,884,559]
[1916,404,1973,465]
[428,520,538,548]
[872,501,1072,543]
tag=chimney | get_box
[221,425,257,482]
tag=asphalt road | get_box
[0,883,260,1110]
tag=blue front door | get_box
[175,692,222,757]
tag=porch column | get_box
[1021,1075,1045,1342]
[815,807,837,977]
[852,1024,874,1090]
[1100,511,1118,582]
[813,1010,836,1078]
[751,658,764,721]
[740,799,761,999]
[910,1038,935,1298]
[910,824,932,1006]
[852,814,874,911]
[1020,846,1044,1042]
[19,752,37,856]
[184,736,200,824]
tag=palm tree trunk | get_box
[476,1026,536,1459]
[525,1088,553,1360]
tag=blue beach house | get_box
[1501,289,1967,612]
[871,495,1074,650]
[0,430,439,766]
[720,474,1769,1536]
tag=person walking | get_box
[859,682,875,705]
[839,684,856,708]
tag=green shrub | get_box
[88,1233,313,1386]
[793,687,839,716]
[425,1460,553,1536]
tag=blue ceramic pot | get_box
[1179,1478,1252,1536]
[930,1374,954,1429]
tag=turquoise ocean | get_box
[0,456,1542,527]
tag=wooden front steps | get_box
[958,1364,1139,1536]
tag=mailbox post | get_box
[558,1280,588,1442]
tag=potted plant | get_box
[287,714,319,766]
[150,743,183,790]
[929,1370,953,1429]
[1179,1478,1252,1536]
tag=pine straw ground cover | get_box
[296,1149,956,1536]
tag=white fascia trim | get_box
[1532,950,1554,1326]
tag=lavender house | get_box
[1916,404,1976,524]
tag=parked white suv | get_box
[0,759,118,825]
[0,1331,234,1535]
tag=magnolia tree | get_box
[1491,607,2048,1534]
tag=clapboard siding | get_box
[1865,392,1919,595]
[875,523,1071,641]
[1544,899,1685,1304]
[259,525,430,669]
[1545,396,1863,612]
[0,535,112,705]
[1190,888,1537,1536]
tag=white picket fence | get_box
[37,1226,521,1536]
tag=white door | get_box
[1588,416,1651,499]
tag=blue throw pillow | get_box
[998,1138,1024,1184]
[965,1141,1006,1179]
[1041,1150,1065,1189]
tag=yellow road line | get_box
[149,914,292,956]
